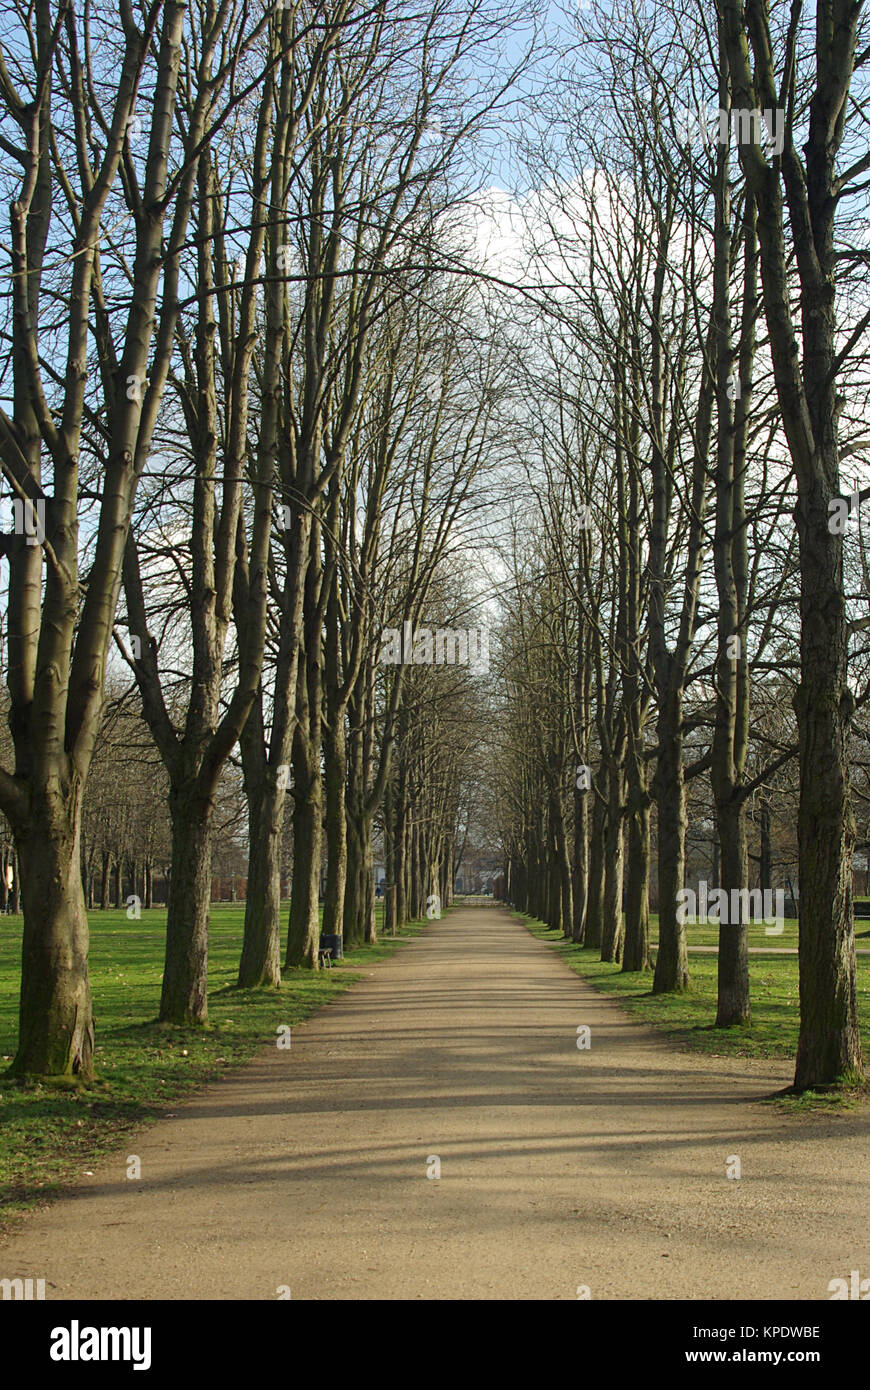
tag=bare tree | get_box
[0,0,198,1076]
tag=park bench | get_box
[318,933,343,968]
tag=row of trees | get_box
[2,0,868,1098]
[0,0,521,1077]
[493,0,870,1092]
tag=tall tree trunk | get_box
[285,766,321,969]
[600,764,625,962]
[343,672,369,944]
[550,789,572,937]
[343,810,366,946]
[572,785,588,944]
[652,696,689,994]
[363,834,376,942]
[716,800,750,1026]
[547,794,563,932]
[10,787,95,1078]
[322,715,347,941]
[238,776,283,987]
[9,852,20,914]
[560,852,572,939]
[160,786,213,1024]
[320,491,352,945]
[623,798,651,972]
[100,851,110,910]
[286,536,323,972]
[383,780,396,935]
[711,110,751,1027]
[403,814,413,919]
[793,491,860,1084]
[585,790,607,951]
[759,801,771,894]
[412,818,425,919]
[720,0,863,1090]
[395,778,407,928]
[237,509,312,984]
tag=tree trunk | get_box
[285,770,321,969]
[10,788,95,1078]
[547,817,562,932]
[343,678,369,944]
[395,784,407,928]
[572,783,588,943]
[100,851,110,910]
[600,765,625,962]
[238,778,283,987]
[710,125,751,1028]
[343,803,366,946]
[623,799,651,972]
[285,514,323,972]
[793,489,861,1086]
[10,851,20,913]
[363,836,376,942]
[716,799,750,1026]
[652,696,689,994]
[322,715,347,942]
[402,815,413,920]
[414,818,425,919]
[585,791,606,951]
[759,801,771,893]
[383,780,396,935]
[719,0,864,1094]
[160,786,213,1024]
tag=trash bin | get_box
[320,933,342,961]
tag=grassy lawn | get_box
[0,902,427,1231]
[520,913,870,1097]
[658,912,800,949]
[641,909,870,952]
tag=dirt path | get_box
[2,905,868,1300]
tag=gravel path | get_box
[2,904,868,1300]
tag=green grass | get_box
[641,908,870,952]
[0,902,427,1231]
[519,913,870,1090]
[651,910,801,949]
